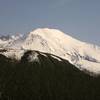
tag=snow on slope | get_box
[0,34,23,48]
[0,28,100,75]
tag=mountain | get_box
[0,29,100,99]
[0,28,100,75]
[0,50,100,100]
[0,33,23,48]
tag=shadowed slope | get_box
[0,50,100,100]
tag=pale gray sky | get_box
[0,0,100,45]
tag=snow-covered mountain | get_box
[0,28,100,75]
[0,33,23,48]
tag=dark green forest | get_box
[0,51,100,100]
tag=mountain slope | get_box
[0,50,100,100]
[0,28,100,75]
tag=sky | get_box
[0,0,100,45]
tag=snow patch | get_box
[27,52,39,62]
[51,55,62,61]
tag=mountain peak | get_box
[28,28,82,48]
[30,28,67,39]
